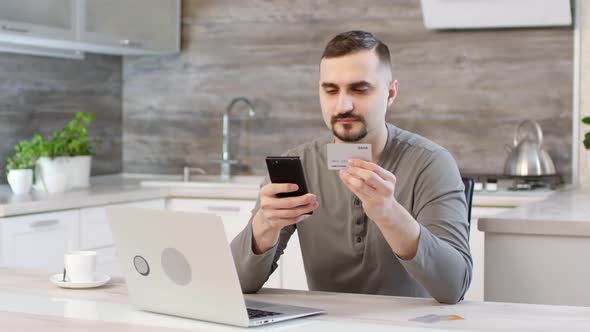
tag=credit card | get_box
[409,314,464,323]
[327,143,372,170]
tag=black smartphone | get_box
[265,156,310,199]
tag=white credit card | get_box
[327,143,372,170]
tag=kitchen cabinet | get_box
[0,0,179,58]
[79,0,180,54]
[166,198,282,289]
[0,0,76,42]
[464,206,512,301]
[0,199,165,276]
[79,199,166,275]
[166,198,256,243]
[79,199,165,250]
[0,210,78,273]
[281,231,308,290]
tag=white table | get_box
[1,268,590,331]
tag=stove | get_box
[462,174,563,192]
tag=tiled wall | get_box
[123,0,573,181]
[0,53,122,182]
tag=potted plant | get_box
[584,116,590,181]
[35,112,99,191]
[5,139,37,195]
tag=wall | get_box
[579,0,590,185]
[124,0,573,181]
[0,53,122,182]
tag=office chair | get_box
[462,177,474,237]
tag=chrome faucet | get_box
[220,97,256,181]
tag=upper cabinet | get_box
[79,0,180,55]
[0,0,180,58]
[0,0,76,41]
[420,0,572,30]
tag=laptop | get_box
[106,207,323,327]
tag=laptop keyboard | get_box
[247,308,282,319]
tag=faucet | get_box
[220,97,256,181]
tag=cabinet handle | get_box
[207,206,240,213]
[29,219,59,228]
[119,39,142,47]
[1,25,29,33]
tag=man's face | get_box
[319,49,397,143]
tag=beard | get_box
[330,112,368,142]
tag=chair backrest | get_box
[462,177,474,236]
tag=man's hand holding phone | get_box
[251,157,319,254]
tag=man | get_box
[231,31,472,304]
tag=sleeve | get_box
[229,177,297,293]
[398,149,473,304]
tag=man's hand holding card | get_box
[328,143,399,225]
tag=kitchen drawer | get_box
[166,198,256,216]
[0,210,79,272]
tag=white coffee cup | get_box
[64,251,96,283]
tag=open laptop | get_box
[106,207,323,327]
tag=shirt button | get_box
[356,236,362,243]
[354,197,361,207]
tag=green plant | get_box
[584,116,590,150]
[46,112,98,157]
[5,138,38,174]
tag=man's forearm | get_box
[373,201,420,260]
[251,212,282,254]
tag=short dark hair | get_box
[321,31,391,68]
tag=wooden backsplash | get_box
[0,53,122,180]
[123,0,573,181]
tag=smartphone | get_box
[265,156,310,199]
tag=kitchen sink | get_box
[140,175,265,189]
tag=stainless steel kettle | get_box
[503,120,556,176]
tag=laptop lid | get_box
[106,207,251,327]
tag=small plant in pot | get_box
[35,112,99,192]
[5,139,38,195]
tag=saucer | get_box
[50,273,111,289]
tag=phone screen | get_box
[265,156,310,198]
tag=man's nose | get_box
[336,92,353,114]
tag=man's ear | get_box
[387,80,398,107]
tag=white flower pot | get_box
[34,157,70,193]
[68,156,92,188]
[7,169,33,195]
[587,153,590,185]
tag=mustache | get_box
[331,113,365,125]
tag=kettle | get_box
[503,120,556,176]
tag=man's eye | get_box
[325,90,338,94]
[354,88,369,93]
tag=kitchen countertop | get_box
[2,268,590,331]
[478,187,590,236]
[0,174,552,218]
[0,174,263,217]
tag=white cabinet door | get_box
[166,198,256,243]
[79,199,166,251]
[79,199,166,277]
[79,0,180,54]
[281,231,308,290]
[464,206,512,301]
[94,245,120,276]
[0,210,78,273]
[0,0,76,42]
[166,198,282,288]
